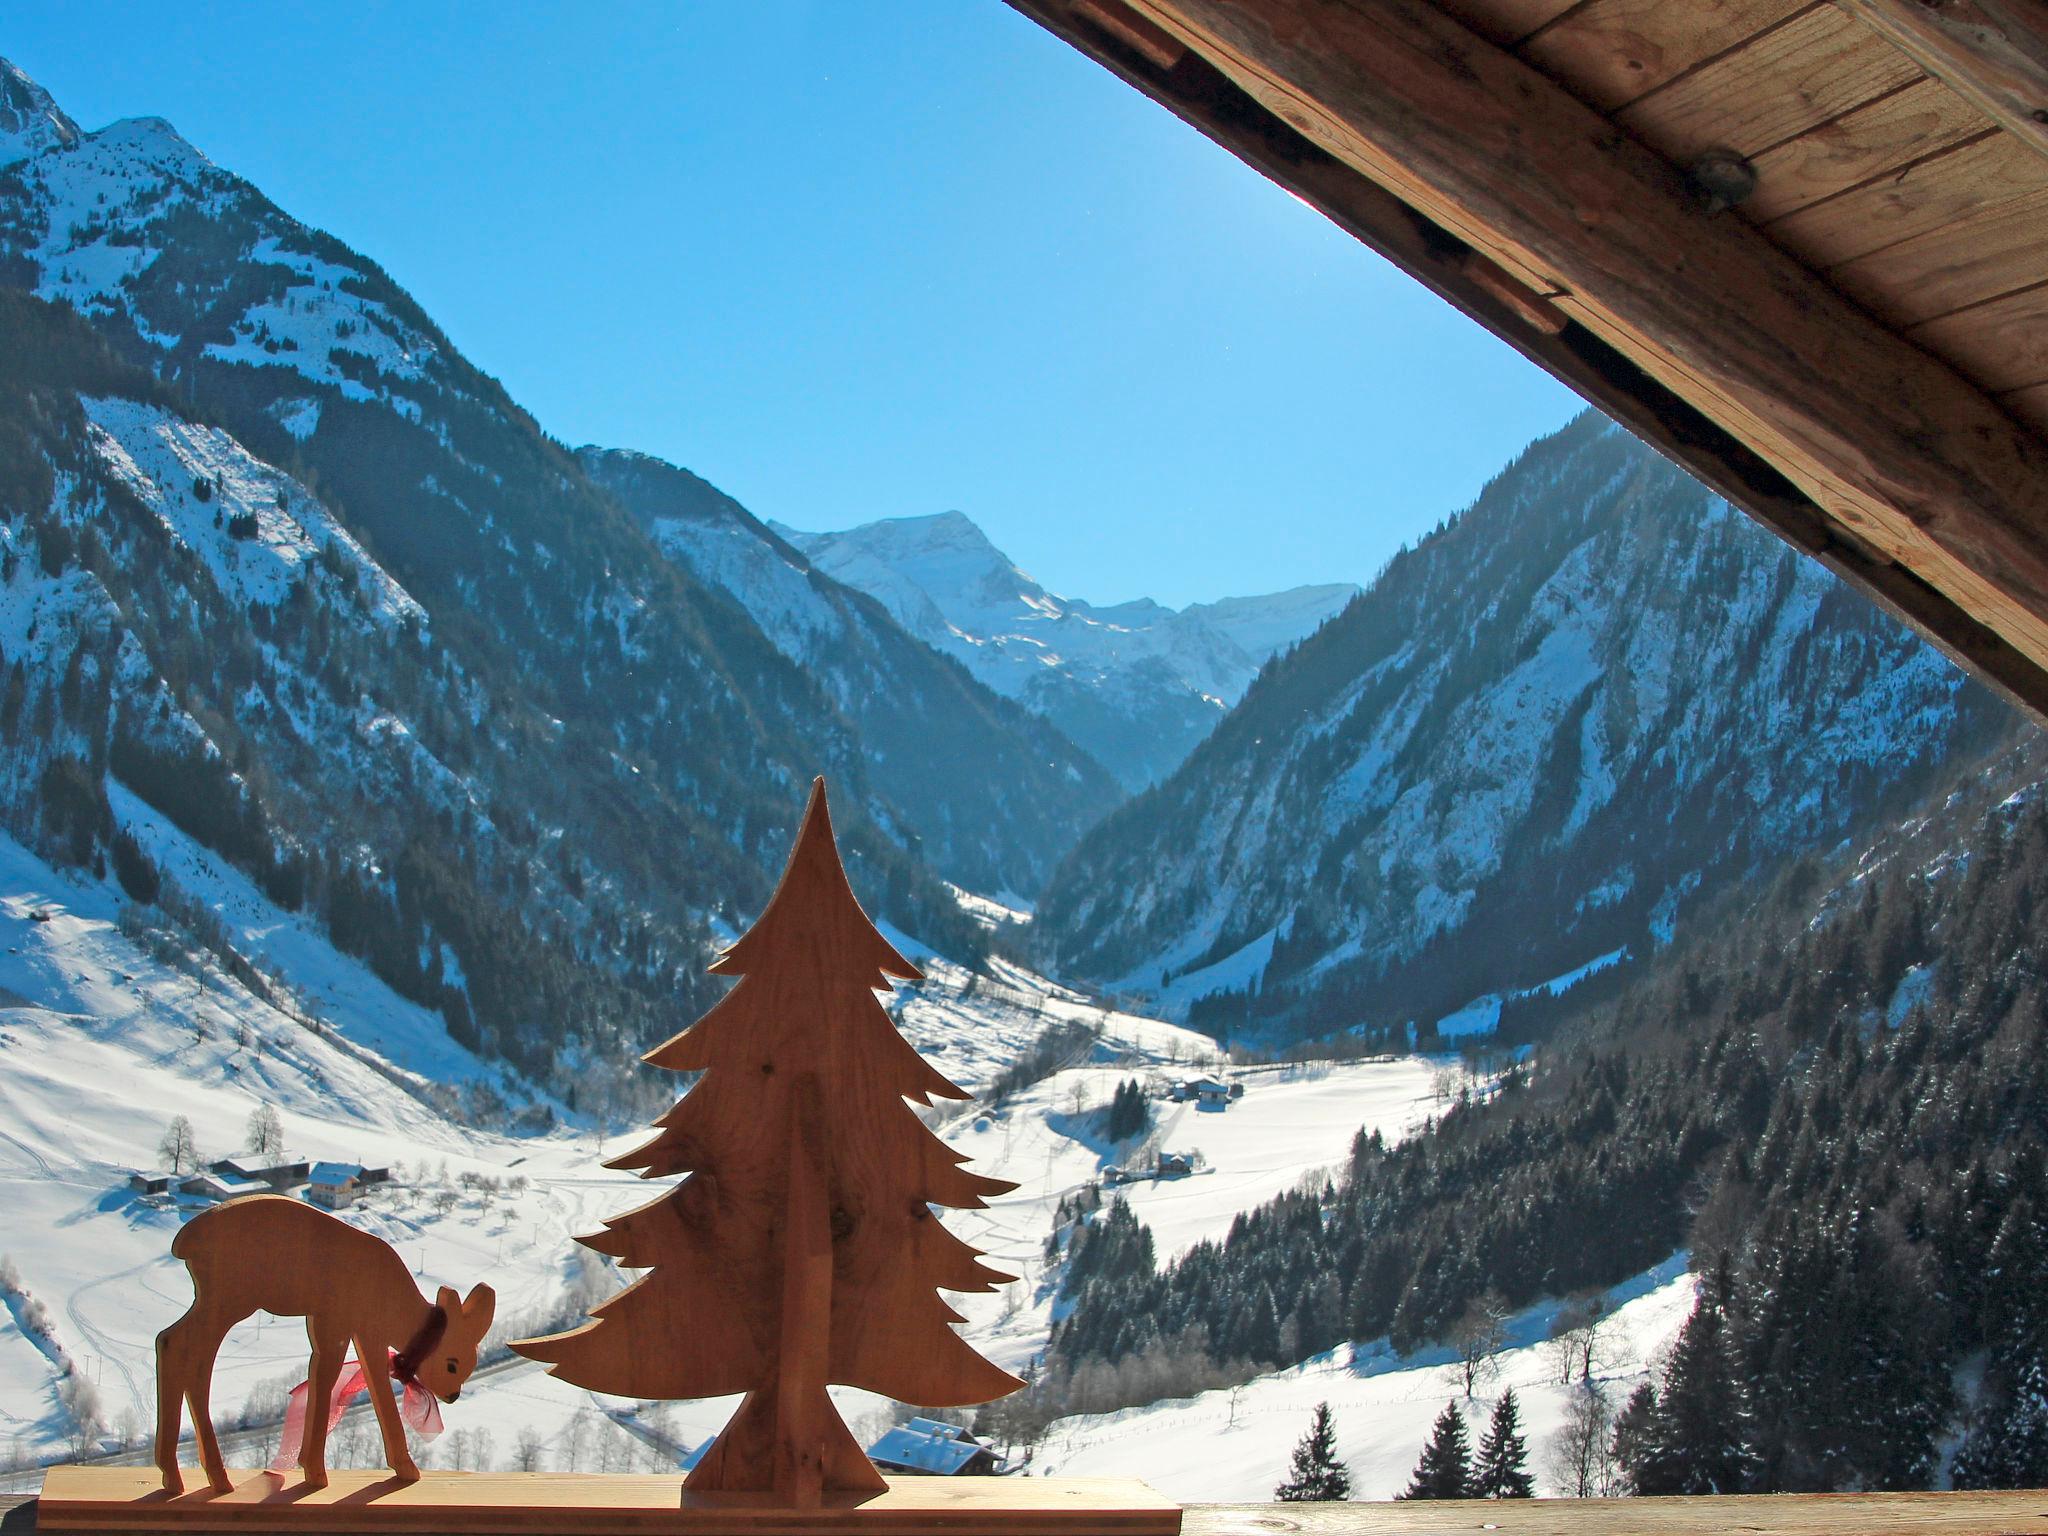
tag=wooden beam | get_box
[1003,0,2048,720]
[18,1489,2048,1536]
[1838,0,2048,162]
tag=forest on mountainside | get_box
[1016,741,2048,1490]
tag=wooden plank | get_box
[1182,1494,2048,1536]
[1429,0,1580,49]
[32,1468,1182,1536]
[1830,185,2048,325]
[17,1488,2048,1536]
[1617,5,1921,162]
[1519,0,1808,113]
[1910,282,2048,393]
[1744,78,1993,222]
[1838,0,2048,163]
[1102,0,2048,684]
[1764,128,2029,267]
[2004,380,2048,435]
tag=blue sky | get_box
[7,4,1583,607]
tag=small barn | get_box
[209,1154,310,1192]
[126,1170,174,1196]
[866,1418,1005,1477]
[306,1161,363,1209]
[178,1172,267,1203]
[1190,1077,1231,1108]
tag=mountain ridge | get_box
[1034,410,2019,1039]
[775,509,1359,788]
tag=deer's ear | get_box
[436,1284,461,1317]
[463,1283,496,1334]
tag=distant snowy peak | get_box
[0,56,79,167]
[1188,584,1360,665]
[775,510,1359,787]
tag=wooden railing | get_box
[7,1490,2048,1535]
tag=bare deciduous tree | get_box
[246,1102,284,1160]
[1448,1292,1509,1398]
[513,1426,546,1471]
[1545,1381,1619,1497]
[158,1114,198,1174]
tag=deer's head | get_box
[429,1284,497,1402]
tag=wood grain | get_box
[1519,0,1807,112]
[1430,0,1580,49]
[1765,128,2030,267]
[1616,5,1920,161]
[31,1468,1181,1536]
[23,1481,2048,1536]
[1109,0,2048,684]
[1838,0,2048,163]
[1830,185,2048,324]
[1744,78,1992,222]
[1910,283,2048,394]
[2003,381,2048,435]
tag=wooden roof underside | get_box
[1006,0,2048,721]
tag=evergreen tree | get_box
[1954,1350,2048,1490]
[1402,1401,1473,1499]
[1638,1266,1756,1494]
[1275,1401,1352,1501]
[1473,1388,1535,1498]
[1609,1382,1656,1496]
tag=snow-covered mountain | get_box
[0,57,77,167]
[0,56,1128,1100]
[577,448,1121,897]
[774,512,1358,789]
[1035,411,2021,1038]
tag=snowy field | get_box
[1035,1255,1696,1501]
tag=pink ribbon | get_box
[270,1348,444,1472]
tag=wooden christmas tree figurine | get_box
[514,778,1021,1504]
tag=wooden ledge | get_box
[1185,1491,2048,1535]
[23,1468,1180,1536]
[10,1485,2048,1536]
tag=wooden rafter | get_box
[1838,0,2048,162]
[1003,0,2048,721]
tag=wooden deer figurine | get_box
[155,1195,494,1494]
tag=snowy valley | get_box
[4,40,2048,1511]
[0,792,1656,1500]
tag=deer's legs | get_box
[153,1319,188,1494]
[354,1334,419,1481]
[298,1324,347,1490]
[157,1310,235,1494]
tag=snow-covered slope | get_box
[1037,412,2019,1039]
[1033,1256,1695,1500]
[776,512,1357,790]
